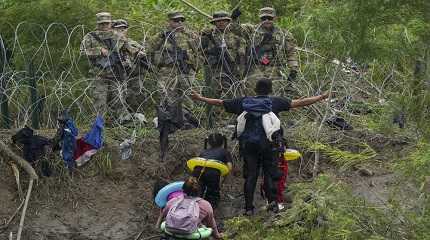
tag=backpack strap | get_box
[89,32,114,50]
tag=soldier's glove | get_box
[287,70,297,81]
[231,7,241,20]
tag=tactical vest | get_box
[153,31,192,74]
[202,30,241,77]
[245,28,286,70]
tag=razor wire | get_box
[0,21,378,137]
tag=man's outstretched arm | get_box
[191,90,224,106]
[290,93,329,109]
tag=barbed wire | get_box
[0,21,376,136]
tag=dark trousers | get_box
[241,142,279,211]
[192,167,221,208]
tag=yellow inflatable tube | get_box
[187,157,230,176]
[284,149,302,161]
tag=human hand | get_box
[231,7,241,20]
[215,232,224,239]
[101,48,109,57]
[321,91,335,100]
[137,50,146,58]
[191,90,202,101]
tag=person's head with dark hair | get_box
[204,133,228,149]
[182,176,201,197]
[254,78,272,95]
[152,179,169,203]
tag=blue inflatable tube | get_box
[155,181,184,208]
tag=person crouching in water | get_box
[192,133,233,208]
[156,176,223,239]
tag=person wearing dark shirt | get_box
[192,133,233,208]
[191,78,329,215]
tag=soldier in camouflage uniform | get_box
[200,11,246,98]
[231,7,299,96]
[148,12,199,161]
[80,12,129,126]
[112,19,149,115]
[200,11,246,127]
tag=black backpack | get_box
[238,96,272,145]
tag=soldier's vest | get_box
[202,30,241,77]
[86,31,127,77]
[153,31,192,74]
[246,28,286,69]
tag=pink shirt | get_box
[162,197,221,238]
[167,190,184,201]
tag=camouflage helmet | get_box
[259,7,276,18]
[112,19,128,29]
[210,11,232,23]
[96,12,112,24]
[167,11,185,21]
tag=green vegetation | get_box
[225,175,424,240]
[1,0,430,239]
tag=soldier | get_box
[200,11,246,128]
[80,12,129,126]
[112,19,149,116]
[200,11,246,98]
[231,7,299,96]
[148,11,199,161]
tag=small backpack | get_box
[239,96,273,145]
[165,196,201,235]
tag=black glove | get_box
[231,7,241,20]
[287,70,297,81]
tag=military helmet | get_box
[210,11,232,23]
[96,12,112,24]
[112,19,128,29]
[168,11,185,21]
[259,7,276,18]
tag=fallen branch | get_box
[0,140,38,180]
[133,230,145,240]
[312,65,339,178]
[0,140,38,240]
[9,162,23,199]
[0,200,25,233]
[16,179,34,240]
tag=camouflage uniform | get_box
[200,11,246,98]
[80,12,128,125]
[232,7,299,95]
[200,11,246,128]
[149,13,198,105]
[112,19,149,114]
[148,12,199,160]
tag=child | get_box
[192,133,233,208]
[153,179,185,230]
[157,176,223,239]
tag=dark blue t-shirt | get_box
[223,96,291,116]
[199,147,232,164]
